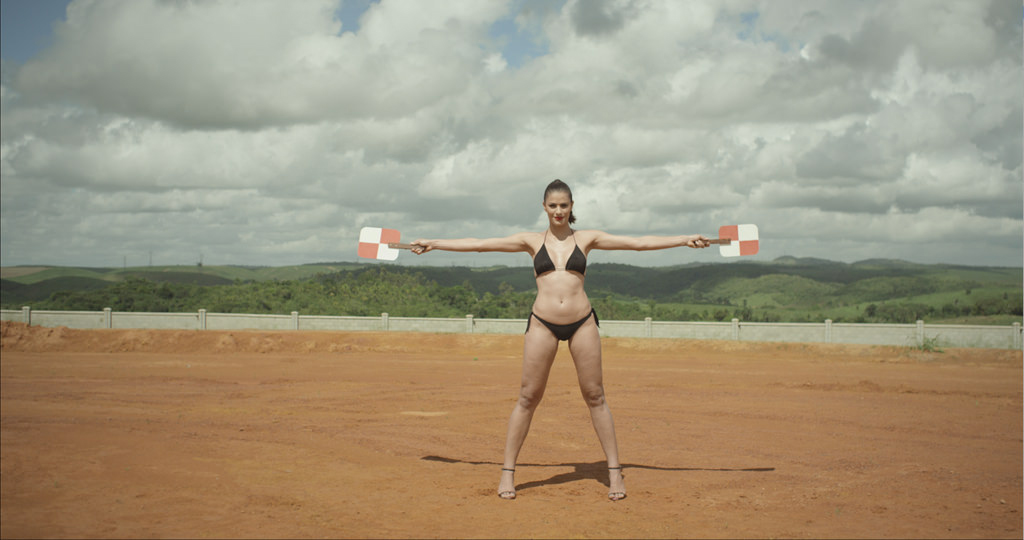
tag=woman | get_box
[411,180,710,501]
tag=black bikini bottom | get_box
[527,309,599,341]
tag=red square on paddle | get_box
[380,228,401,244]
[357,242,380,259]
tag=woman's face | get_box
[543,191,573,226]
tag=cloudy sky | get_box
[1,0,1021,269]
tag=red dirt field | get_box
[1,321,1021,539]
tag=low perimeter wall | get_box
[1,307,1021,350]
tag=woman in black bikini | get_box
[411,180,710,501]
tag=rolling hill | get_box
[2,258,1020,324]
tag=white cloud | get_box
[1,0,1020,269]
[11,0,509,129]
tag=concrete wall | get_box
[205,312,295,331]
[920,323,1021,350]
[299,315,384,332]
[388,316,468,334]
[740,322,832,343]
[22,309,107,329]
[111,311,199,330]
[474,318,528,335]
[2,307,1021,350]
[831,322,917,346]
[652,321,734,341]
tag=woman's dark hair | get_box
[544,179,577,224]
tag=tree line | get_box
[24,267,1022,324]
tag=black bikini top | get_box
[534,231,587,276]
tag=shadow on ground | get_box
[421,455,774,490]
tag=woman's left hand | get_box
[410,240,432,254]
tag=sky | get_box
[1,0,1021,270]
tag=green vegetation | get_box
[1,258,1021,325]
[915,335,945,353]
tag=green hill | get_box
[3,267,118,285]
[1,263,366,286]
[2,258,1020,324]
[1,276,113,305]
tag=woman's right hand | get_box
[685,235,711,248]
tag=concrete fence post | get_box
[916,320,925,347]
[291,311,299,330]
[644,317,652,338]
[466,314,474,333]
[1014,322,1021,350]
[104,307,112,329]
[825,319,832,343]
[21,306,31,325]
[732,318,740,341]
[382,312,389,331]
[199,309,207,330]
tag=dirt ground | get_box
[1,321,1020,539]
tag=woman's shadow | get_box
[421,455,774,492]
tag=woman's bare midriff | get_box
[532,271,592,323]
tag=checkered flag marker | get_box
[358,227,404,261]
[717,224,759,257]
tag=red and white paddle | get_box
[717,224,759,257]
[358,227,415,261]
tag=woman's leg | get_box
[568,316,626,500]
[498,320,559,498]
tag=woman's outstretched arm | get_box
[588,230,711,251]
[410,232,534,255]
